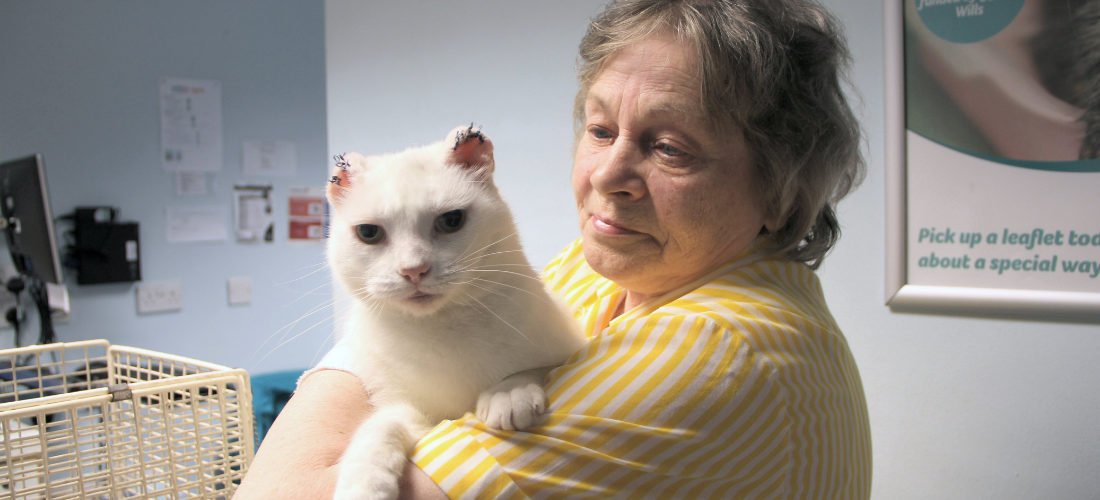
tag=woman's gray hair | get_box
[576,0,865,269]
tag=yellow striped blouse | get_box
[412,239,871,499]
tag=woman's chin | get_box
[581,237,657,286]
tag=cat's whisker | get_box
[261,296,336,341]
[310,328,341,368]
[282,280,338,307]
[465,248,525,260]
[451,233,484,270]
[252,297,338,361]
[449,263,544,277]
[463,280,520,307]
[247,296,339,367]
[453,231,518,264]
[460,268,546,283]
[466,263,540,268]
[254,310,341,367]
[450,249,527,272]
[272,264,331,287]
[461,291,540,349]
[307,295,357,368]
[448,259,519,274]
[452,231,518,267]
[351,288,380,304]
[467,277,555,304]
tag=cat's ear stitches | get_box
[327,152,367,204]
[447,124,494,174]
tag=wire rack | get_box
[0,340,254,499]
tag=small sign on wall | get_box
[288,186,326,242]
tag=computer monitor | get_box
[0,155,64,285]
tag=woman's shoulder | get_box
[654,253,840,337]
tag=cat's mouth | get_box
[406,290,440,304]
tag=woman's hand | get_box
[235,370,446,500]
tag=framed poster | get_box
[885,0,1100,320]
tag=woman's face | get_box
[573,35,770,300]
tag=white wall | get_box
[325,1,1100,499]
[0,0,333,374]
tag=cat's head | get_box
[326,125,516,316]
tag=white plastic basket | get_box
[0,340,254,499]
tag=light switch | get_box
[228,276,252,306]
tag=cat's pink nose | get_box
[399,264,431,285]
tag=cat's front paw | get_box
[476,376,546,431]
[332,467,400,500]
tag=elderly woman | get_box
[238,0,869,498]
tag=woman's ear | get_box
[764,208,792,234]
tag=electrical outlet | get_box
[227,276,251,306]
[136,282,182,314]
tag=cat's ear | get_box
[327,152,368,204]
[447,125,494,175]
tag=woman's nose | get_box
[590,140,645,201]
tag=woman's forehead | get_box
[584,54,710,131]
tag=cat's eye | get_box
[355,224,385,244]
[435,210,465,233]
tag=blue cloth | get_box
[250,369,307,448]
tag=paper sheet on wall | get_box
[160,77,223,172]
[242,140,297,176]
[166,206,227,243]
[234,184,274,243]
[174,172,207,196]
[288,186,326,242]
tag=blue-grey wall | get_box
[0,0,333,374]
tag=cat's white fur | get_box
[326,126,587,500]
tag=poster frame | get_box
[883,0,1100,322]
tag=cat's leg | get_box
[333,402,432,500]
[476,366,555,431]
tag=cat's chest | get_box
[346,319,519,420]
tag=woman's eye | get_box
[590,127,613,140]
[355,224,385,244]
[435,210,465,233]
[658,143,685,157]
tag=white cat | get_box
[325,125,588,500]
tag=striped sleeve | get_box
[412,314,793,499]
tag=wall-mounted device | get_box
[71,207,141,285]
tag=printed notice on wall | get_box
[904,0,1100,294]
[166,206,227,243]
[174,172,208,196]
[288,187,326,242]
[234,184,274,243]
[242,140,297,176]
[160,77,223,172]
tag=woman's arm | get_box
[235,370,447,500]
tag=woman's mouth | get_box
[591,214,640,235]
